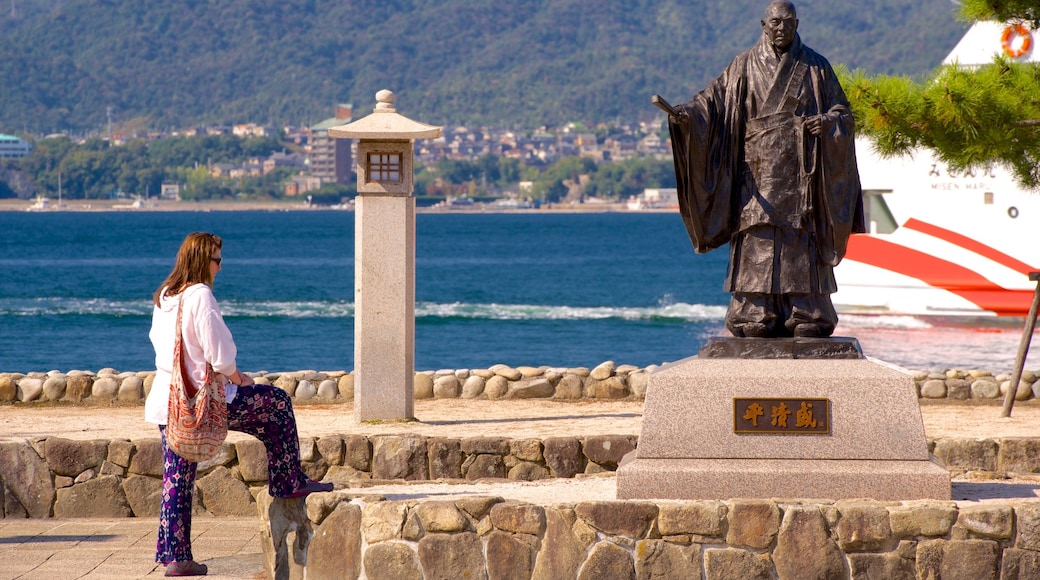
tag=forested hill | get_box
[0,0,967,134]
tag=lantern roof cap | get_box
[328,90,442,140]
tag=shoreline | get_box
[0,198,676,214]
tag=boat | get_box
[832,22,1040,319]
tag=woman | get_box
[146,232,332,577]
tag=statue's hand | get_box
[806,115,824,136]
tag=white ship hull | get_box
[833,22,1040,319]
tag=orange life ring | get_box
[1001,24,1032,58]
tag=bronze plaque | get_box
[733,398,831,435]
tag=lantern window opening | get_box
[368,152,403,184]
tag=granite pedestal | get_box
[616,338,951,500]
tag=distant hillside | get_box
[0,0,967,133]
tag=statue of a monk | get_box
[667,0,865,339]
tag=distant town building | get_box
[285,176,323,196]
[161,183,180,200]
[307,104,353,185]
[0,134,31,158]
[232,123,271,138]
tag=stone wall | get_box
[259,492,1040,579]
[2,362,1038,404]
[2,432,1039,519]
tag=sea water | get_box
[1,210,1037,373]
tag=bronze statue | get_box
[659,0,864,339]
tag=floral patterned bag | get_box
[166,296,228,462]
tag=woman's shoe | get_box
[165,560,207,577]
[284,479,334,498]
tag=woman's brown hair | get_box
[152,232,222,306]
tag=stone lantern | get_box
[329,90,442,422]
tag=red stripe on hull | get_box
[844,235,1033,316]
[903,218,1037,274]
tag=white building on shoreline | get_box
[0,134,31,159]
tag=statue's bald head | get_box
[762,1,798,52]
[766,1,797,19]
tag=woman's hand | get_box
[231,370,254,386]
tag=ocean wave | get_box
[0,297,728,322]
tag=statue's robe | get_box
[668,33,865,296]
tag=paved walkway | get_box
[0,517,263,580]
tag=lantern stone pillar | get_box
[329,90,442,422]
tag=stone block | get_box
[53,475,132,518]
[0,374,15,402]
[42,376,66,401]
[128,439,164,477]
[583,435,636,467]
[461,437,510,455]
[295,380,317,400]
[586,376,628,399]
[532,509,588,580]
[774,506,845,580]
[345,435,372,472]
[921,379,947,398]
[317,379,339,399]
[658,501,726,537]
[944,539,1000,580]
[954,506,1013,540]
[122,475,163,518]
[107,439,134,468]
[578,541,634,580]
[464,454,506,480]
[1015,505,1040,551]
[543,437,584,478]
[118,376,144,401]
[0,441,55,518]
[308,503,362,580]
[933,439,998,471]
[553,374,584,400]
[235,439,269,483]
[433,374,460,398]
[364,541,422,580]
[338,374,355,400]
[485,375,509,399]
[44,437,108,477]
[490,502,546,535]
[508,461,549,481]
[509,378,555,399]
[414,373,434,399]
[575,501,658,538]
[510,439,543,462]
[64,374,93,401]
[461,375,485,399]
[725,500,780,549]
[196,442,236,473]
[491,364,522,381]
[417,532,487,580]
[316,435,344,466]
[416,501,469,533]
[91,377,119,399]
[946,378,972,400]
[372,436,427,481]
[363,501,408,543]
[197,466,255,516]
[428,438,463,479]
[836,503,893,552]
[635,540,702,580]
[997,438,1040,473]
[486,530,537,580]
[889,504,958,537]
[703,548,774,580]
[1000,548,1040,579]
[847,550,915,580]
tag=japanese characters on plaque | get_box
[733,398,831,435]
